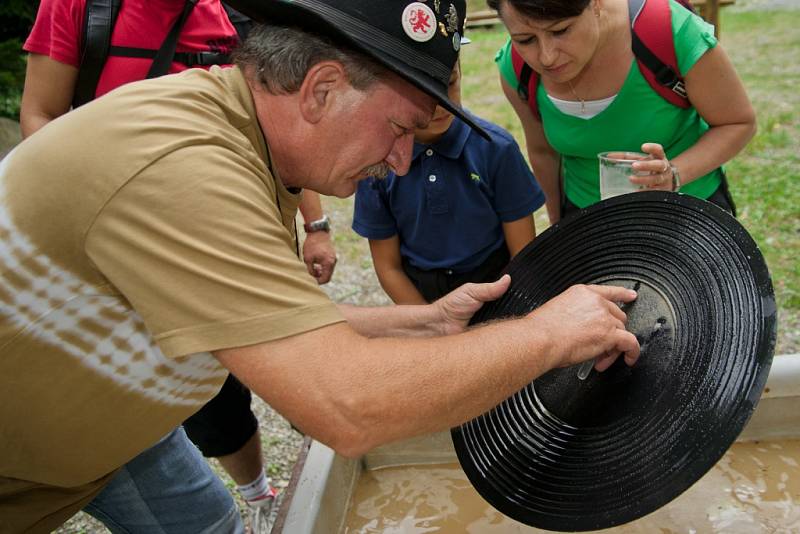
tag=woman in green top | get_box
[490,0,756,223]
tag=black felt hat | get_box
[452,192,777,531]
[225,0,489,138]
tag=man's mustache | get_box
[362,162,391,179]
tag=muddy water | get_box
[343,440,800,533]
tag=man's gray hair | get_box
[233,24,387,94]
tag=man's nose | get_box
[386,134,415,177]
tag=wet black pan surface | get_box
[452,191,776,531]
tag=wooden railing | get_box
[466,0,735,37]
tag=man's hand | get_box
[528,284,641,371]
[433,275,512,336]
[302,232,337,284]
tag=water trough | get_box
[272,353,800,533]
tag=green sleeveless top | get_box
[496,0,723,208]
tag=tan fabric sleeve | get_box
[85,144,344,357]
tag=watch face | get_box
[306,217,330,232]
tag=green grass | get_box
[720,9,800,318]
[455,8,800,352]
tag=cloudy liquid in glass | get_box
[343,440,800,533]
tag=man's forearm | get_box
[216,285,639,459]
[299,190,325,222]
[338,303,440,337]
[217,318,553,458]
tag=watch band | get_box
[669,163,681,191]
[303,215,330,233]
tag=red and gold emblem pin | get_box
[402,2,437,42]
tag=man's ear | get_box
[298,61,347,124]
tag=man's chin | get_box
[336,183,359,199]
[326,177,361,199]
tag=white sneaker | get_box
[246,486,279,534]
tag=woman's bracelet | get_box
[669,163,682,191]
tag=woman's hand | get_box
[630,143,678,191]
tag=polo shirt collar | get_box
[412,115,471,161]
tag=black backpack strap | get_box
[509,43,541,119]
[73,0,122,108]
[518,62,533,102]
[222,2,253,42]
[146,0,198,78]
[630,32,688,99]
[108,45,231,67]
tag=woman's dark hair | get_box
[487,0,591,20]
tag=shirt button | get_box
[425,149,433,156]
[428,175,437,182]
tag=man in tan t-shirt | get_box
[0,0,640,532]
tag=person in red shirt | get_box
[20,1,337,530]
[22,0,240,111]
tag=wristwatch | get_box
[303,215,330,233]
[669,163,682,191]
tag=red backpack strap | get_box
[510,43,541,119]
[629,0,691,108]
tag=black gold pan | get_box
[452,191,776,532]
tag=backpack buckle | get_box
[176,51,228,67]
[671,80,688,99]
[177,51,202,66]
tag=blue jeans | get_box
[84,427,244,534]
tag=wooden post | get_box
[706,0,722,38]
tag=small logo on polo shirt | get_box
[470,172,481,183]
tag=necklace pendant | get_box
[567,80,586,115]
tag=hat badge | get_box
[445,4,459,33]
[402,2,437,42]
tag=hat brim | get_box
[452,191,776,531]
[225,0,490,139]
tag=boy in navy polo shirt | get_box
[353,60,545,303]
